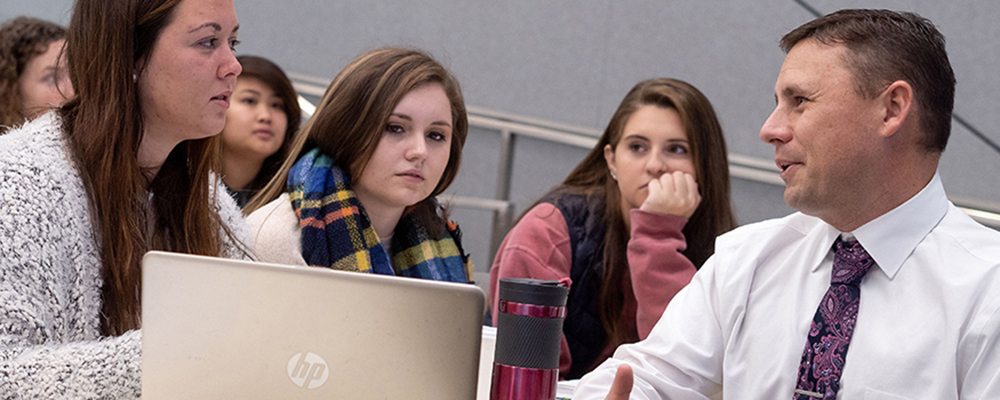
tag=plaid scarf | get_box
[288,148,473,282]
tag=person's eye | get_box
[428,131,447,142]
[385,124,405,134]
[270,101,283,110]
[229,38,241,52]
[197,37,219,49]
[794,96,809,106]
[628,143,646,153]
[242,97,257,105]
[666,144,690,156]
[41,74,56,85]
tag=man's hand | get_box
[639,171,701,218]
[605,364,634,399]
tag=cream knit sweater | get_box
[0,113,251,399]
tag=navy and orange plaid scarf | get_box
[288,148,473,282]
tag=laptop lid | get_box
[141,251,485,399]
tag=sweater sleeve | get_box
[0,117,141,398]
[489,203,575,377]
[0,331,142,398]
[627,209,697,339]
[0,123,253,399]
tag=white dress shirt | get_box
[574,173,1000,400]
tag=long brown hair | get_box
[245,47,467,235]
[225,55,301,194]
[0,16,66,129]
[60,0,237,336]
[538,78,736,346]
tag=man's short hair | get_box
[781,9,955,153]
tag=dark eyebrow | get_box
[781,85,805,98]
[622,134,650,142]
[188,22,222,33]
[391,113,453,128]
[188,23,239,35]
[239,89,261,96]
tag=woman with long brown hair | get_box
[0,16,72,132]
[489,78,737,379]
[245,47,473,282]
[0,0,248,397]
[220,55,301,207]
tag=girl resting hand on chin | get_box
[489,78,737,379]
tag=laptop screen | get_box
[141,251,485,399]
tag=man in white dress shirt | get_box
[574,9,1000,400]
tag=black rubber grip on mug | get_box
[495,312,564,369]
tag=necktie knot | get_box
[831,238,874,286]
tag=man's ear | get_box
[878,80,913,139]
[603,144,616,176]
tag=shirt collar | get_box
[845,173,949,279]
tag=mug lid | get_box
[498,278,568,307]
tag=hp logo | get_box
[286,352,330,389]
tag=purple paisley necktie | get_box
[792,238,874,400]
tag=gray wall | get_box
[4,0,997,274]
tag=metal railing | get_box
[287,73,1000,264]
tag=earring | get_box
[132,73,138,83]
[610,170,618,181]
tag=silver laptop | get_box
[141,251,485,399]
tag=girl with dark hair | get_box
[0,0,249,397]
[489,78,737,379]
[221,55,301,207]
[245,47,473,283]
[0,16,72,131]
